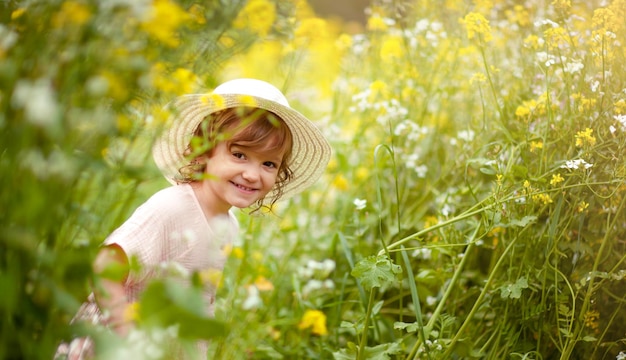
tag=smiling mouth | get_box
[231,181,256,192]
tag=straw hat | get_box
[152,78,331,202]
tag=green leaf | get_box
[499,276,529,299]
[351,255,402,290]
[333,342,402,360]
[138,279,228,339]
[509,216,537,227]
[394,321,419,333]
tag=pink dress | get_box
[55,184,239,359]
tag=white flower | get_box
[457,130,475,142]
[560,158,593,170]
[564,60,584,74]
[415,164,428,178]
[353,198,367,210]
[412,248,432,260]
[11,78,59,126]
[616,351,626,360]
[242,285,263,310]
[614,114,626,130]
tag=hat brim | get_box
[152,93,331,203]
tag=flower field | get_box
[1,0,625,359]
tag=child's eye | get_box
[263,161,278,168]
[232,152,246,159]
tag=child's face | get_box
[200,140,285,212]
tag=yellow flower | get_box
[231,247,244,259]
[199,269,223,288]
[11,7,26,20]
[298,309,328,336]
[140,0,191,48]
[470,73,487,84]
[515,99,537,120]
[150,63,198,95]
[523,35,543,50]
[367,14,388,31]
[529,140,543,153]
[515,105,531,118]
[201,93,226,109]
[584,309,599,331]
[575,128,596,148]
[52,1,92,28]
[460,12,493,42]
[544,26,568,49]
[336,34,353,51]
[123,301,140,322]
[233,0,276,36]
[577,201,589,213]
[254,276,274,291]
[355,167,369,181]
[532,193,553,205]
[294,17,328,46]
[550,173,564,186]
[523,180,531,189]
[332,175,348,191]
[237,94,258,107]
[496,174,503,186]
[188,4,207,25]
[380,36,404,63]
[614,99,626,115]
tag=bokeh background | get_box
[1,0,625,359]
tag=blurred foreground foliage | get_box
[2,0,626,359]
[0,0,287,358]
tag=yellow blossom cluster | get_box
[460,12,493,43]
[150,63,199,95]
[505,5,531,27]
[571,93,597,113]
[550,173,564,186]
[584,309,600,331]
[532,193,553,205]
[233,0,276,37]
[140,0,191,48]
[544,26,569,49]
[529,140,543,153]
[298,309,328,336]
[614,99,626,114]
[575,128,597,147]
[52,1,92,28]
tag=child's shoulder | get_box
[142,184,196,214]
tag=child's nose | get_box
[241,164,261,182]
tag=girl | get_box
[56,78,331,359]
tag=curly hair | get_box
[176,107,293,210]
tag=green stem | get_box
[406,225,481,358]
[560,191,626,359]
[357,289,376,360]
[440,226,527,358]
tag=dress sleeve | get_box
[103,195,170,286]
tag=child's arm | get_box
[93,244,132,335]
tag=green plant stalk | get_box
[400,245,431,360]
[560,191,626,359]
[381,180,622,256]
[406,225,481,358]
[380,198,492,255]
[440,226,527,358]
[357,289,376,360]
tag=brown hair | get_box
[177,107,294,208]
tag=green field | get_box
[1,0,625,359]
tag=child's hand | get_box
[93,245,132,335]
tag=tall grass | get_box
[1,0,625,359]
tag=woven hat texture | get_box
[152,78,331,202]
